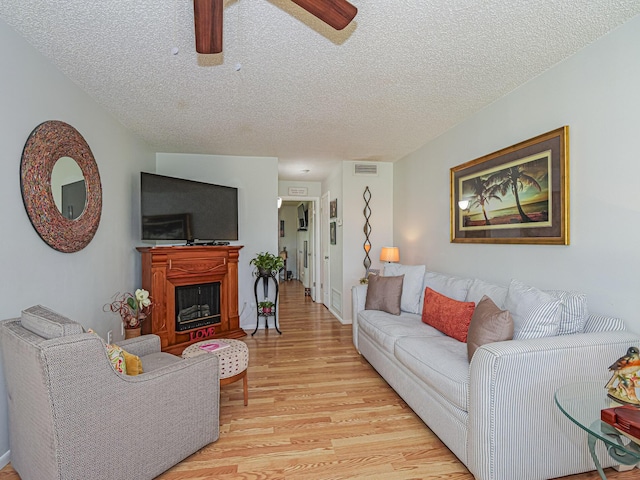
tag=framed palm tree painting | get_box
[450,126,569,245]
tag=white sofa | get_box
[352,266,640,480]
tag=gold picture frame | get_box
[450,126,569,245]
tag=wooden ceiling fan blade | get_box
[194,0,223,54]
[291,0,357,30]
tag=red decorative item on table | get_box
[601,405,640,445]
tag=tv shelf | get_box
[137,245,246,355]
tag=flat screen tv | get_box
[141,172,238,243]
[297,203,308,230]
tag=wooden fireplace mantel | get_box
[137,245,246,354]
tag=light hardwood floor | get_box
[0,280,637,479]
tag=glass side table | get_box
[555,382,640,480]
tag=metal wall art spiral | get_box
[363,186,372,272]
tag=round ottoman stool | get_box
[182,339,249,406]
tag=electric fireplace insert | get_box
[175,282,221,332]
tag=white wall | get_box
[394,14,640,333]
[156,153,279,331]
[278,180,322,198]
[317,161,394,323]
[341,162,394,322]
[0,18,156,465]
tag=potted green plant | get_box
[250,251,285,277]
[258,300,274,314]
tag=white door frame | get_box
[320,191,330,308]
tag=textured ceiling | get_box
[1,1,639,181]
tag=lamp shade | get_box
[380,246,399,263]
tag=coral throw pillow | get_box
[421,288,476,342]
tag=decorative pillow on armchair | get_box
[87,329,142,375]
[105,343,127,374]
[120,348,143,375]
[421,288,476,342]
[365,274,404,315]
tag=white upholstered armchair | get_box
[0,305,220,480]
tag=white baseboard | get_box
[0,450,10,469]
[328,307,346,324]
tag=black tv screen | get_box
[297,203,308,230]
[141,172,238,242]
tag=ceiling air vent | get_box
[353,163,378,176]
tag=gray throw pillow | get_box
[544,290,589,335]
[383,263,426,314]
[365,274,404,316]
[467,296,514,361]
[503,279,561,339]
[21,305,84,339]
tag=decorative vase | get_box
[124,327,141,339]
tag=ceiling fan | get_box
[193,0,358,54]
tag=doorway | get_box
[278,197,320,302]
